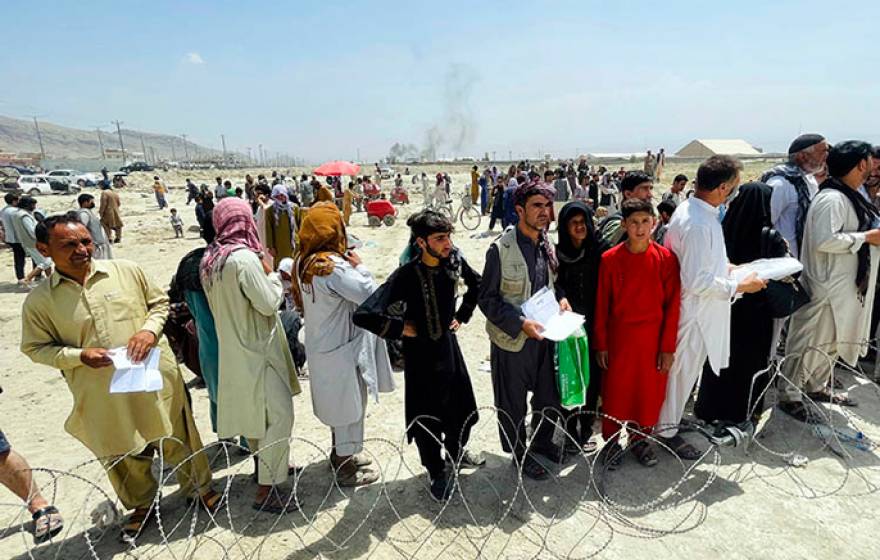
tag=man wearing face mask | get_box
[656,156,767,459]
[779,141,880,420]
[762,134,829,258]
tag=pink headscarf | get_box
[200,197,264,287]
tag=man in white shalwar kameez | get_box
[293,202,394,486]
[659,155,766,458]
[780,141,880,421]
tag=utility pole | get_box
[246,147,252,165]
[181,134,190,161]
[220,134,228,167]
[508,150,512,161]
[112,120,126,165]
[140,135,148,163]
[170,138,176,161]
[32,116,46,160]
[95,127,106,159]
[150,147,157,164]
[258,144,263,165]
[356,147,361,162]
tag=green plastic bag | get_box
[554,326,590,408]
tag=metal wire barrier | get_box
[2,339,880,559]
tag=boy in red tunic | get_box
[594,199,681,467]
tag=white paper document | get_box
[521,287,585,341]
[729,257,803,284]
[108,347,164,394]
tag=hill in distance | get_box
[0,114,217,161]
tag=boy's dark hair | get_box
[170,208,177,213]
[5,192,19,205]
[77,193,94,206]
[620,171,652,193]
[35,211,83,244]
[17,196,37,212]
[696,155,742,191]
[407,210,454,239]
[673,174,688,183]
[827,140,873,178]
[621,198,655,219]
[657,199,677,216]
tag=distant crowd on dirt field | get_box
[3,134,880,546]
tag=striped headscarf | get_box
[199,197,264,287]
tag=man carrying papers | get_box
[20,212,220,543]
[479,180,572,480]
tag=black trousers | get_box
[411,416,472,479]
[565,351,602,445]
[490,339,562,457]
[9,242,26,280]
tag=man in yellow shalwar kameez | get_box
[20,213,221,543]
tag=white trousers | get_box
[781,303,836,402]
[332,375,367,456]
[657,320,707,438]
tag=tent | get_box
[675,139,761,158]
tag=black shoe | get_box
[531,443,567,464]
[517,454,549,481]
[429,471,453,502]
[778,401,817,424]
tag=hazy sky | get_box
[4,0,878,162]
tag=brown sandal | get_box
[120,506,155,543]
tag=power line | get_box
[112,120,126,165]
[32,116,46,160]
[94,127,106,159]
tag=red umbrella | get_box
[313,160,361,177]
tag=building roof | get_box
[675,139,760,156]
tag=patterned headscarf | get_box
[513,180,559,273]
[291,202,347,311]
[199,197,264,287]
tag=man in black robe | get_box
[354,210,483,501]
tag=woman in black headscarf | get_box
[556,201,609,452]
[694,182,787,424]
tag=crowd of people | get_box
[1,134,879,546]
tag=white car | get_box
[46,169,100,187]
[17,175,55,195]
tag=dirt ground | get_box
[1,162,879,559]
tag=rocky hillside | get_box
[0,114,217,160]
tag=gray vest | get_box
[485,226,556,352]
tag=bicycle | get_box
[455,192,482,231]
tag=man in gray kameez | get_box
[76,194,112,259]
[479,181,571,481]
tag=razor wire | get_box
[2,338,880,559]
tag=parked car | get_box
[1,167,22,192]
[46,169,100,187]
[17,175,54,195]
[119,161,154,173]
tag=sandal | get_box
[32,505,63,544]
[334,461,379,487]
[632,441,659,467]
[252,489,299,514]
[807,391,858,407]
[663,435,702,461]
[186,489,224,514]
[252,457,304,482]
[119,506,155,543]
[602,442,624,470]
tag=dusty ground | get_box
[1,162,879,559]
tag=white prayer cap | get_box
[278,257,294,275]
